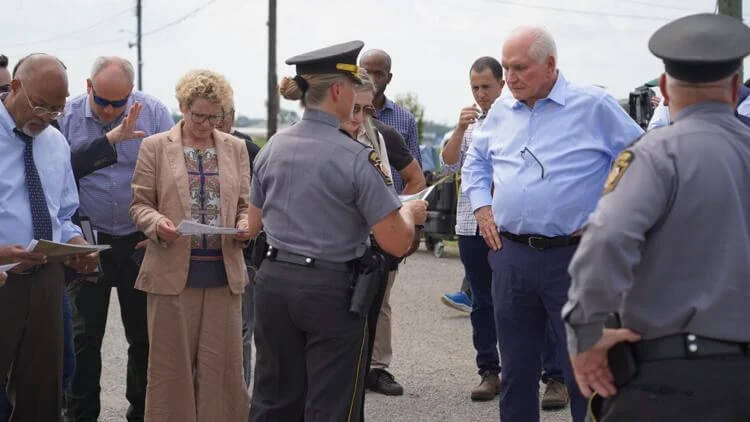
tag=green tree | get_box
[395,92,425,143]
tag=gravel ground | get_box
[100,244,573,421]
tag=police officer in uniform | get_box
[564,13,750,421]
[246,41,428,422]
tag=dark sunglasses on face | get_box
[353,104,375,116]
[0,84,10,93]
[91,87,129,108]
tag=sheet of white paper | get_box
[398,184,439,203]
[398,174,453,203]
[24,239,111,262]
[0,263,20,272]
[176,220,240,235]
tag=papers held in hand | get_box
[176,220,240,236]
[398,174,452,203]
[25,239,111,262]
[0,263,20,272]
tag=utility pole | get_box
[718,0,743,79]
[136,0,143,90]
[267,0,279,139]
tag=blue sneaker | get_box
[441,291,472,313]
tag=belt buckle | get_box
[527,236,545,250]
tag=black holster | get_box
[348,247,388,317]
[248,231,269,269]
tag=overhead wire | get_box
[484,0,678,21]
[4,7,133,48]
[143,0,218,36]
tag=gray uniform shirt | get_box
[564,102,750,355]
[251,108,401,262]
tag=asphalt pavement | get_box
[99,243,573,421]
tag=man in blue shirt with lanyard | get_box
[462,26,643,421]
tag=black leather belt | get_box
[266,247,352,273]
[500,231,581,250]
[634,334,750,362]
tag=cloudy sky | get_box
[3,0,734,124]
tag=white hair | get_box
[90,56,135,85]
[508,26,557,64]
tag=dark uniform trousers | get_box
[0,264,64,422]
[590,357,750,421]
[250,260,368,422]
[64,233,148,422]
[490,237,587,422]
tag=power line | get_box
[484,0,675,21]
[143,0,218,36]
[4,7,133,48]
[616,0,700,12]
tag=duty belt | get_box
[500,232,581,250]
[266,246,353,273]
[634,334,750,362]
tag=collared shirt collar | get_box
[510,71,568,110]
[0,94,21,136]
[84,92,134,129]
[302,108,340,128]
[673,101,734,123]
[381,97,396,112]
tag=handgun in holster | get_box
[589,313,638,420]
[348,247,388,317]
[248,231,269,270]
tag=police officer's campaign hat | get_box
[649,13,750,83]
[286,40,364,84]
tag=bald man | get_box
[359,48,423,396]
[59,56,173,422]
[0,53,97,421]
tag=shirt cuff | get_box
[61,223,84,243]
[467,189,493,213]
[565,321,604,356]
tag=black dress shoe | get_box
[366,369,404,396]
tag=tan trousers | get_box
[371,270,397,369]
[145,287,249,422]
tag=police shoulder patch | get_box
[603,150,635,194]
[368,150,393,186]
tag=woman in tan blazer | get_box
[129,70,251,422]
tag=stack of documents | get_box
[25,239,111,262]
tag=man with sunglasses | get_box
[58,56,173,422]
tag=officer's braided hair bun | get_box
[279,76,304,101]
[0,55,8,68]
[279,73,349,107]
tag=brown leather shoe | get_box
[541,380,569,410]
[470,373,500,401]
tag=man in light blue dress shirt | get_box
[59,56,173,422]
[462,27,643,422]
[0,53,98,422]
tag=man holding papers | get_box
[0,54,98,421]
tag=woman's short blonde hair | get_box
[175,69,233,110]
